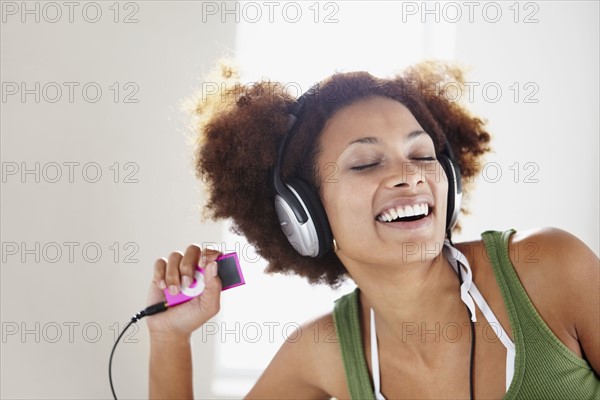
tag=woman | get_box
[146,62,599,399]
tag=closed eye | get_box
[350,162,380,171]
[413,157,437,162]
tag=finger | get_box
[147,282,166,306]
[199,261,222,317]
[180,245,201,288]
[198,248,222,268]
[203,261,222,292]
[153,257,167,290]
[148,258,168,305]
[165,251,184,295]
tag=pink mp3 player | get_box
[163,252,245,306]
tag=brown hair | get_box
[193,61,491,287]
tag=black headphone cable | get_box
[108,301,169,400]
[450,237,476,400]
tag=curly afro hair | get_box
[192,61,491,287]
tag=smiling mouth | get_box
[376,203,431,223]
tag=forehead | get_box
[318,96,426,150]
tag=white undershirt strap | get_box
[369,242,515,398]
[443,241,515,390]
[370,308,386,400]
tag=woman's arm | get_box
[146,246,222,399]
[551,228,600,374]
[510,227,600,374]
[149,332,194,399]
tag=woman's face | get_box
[316,96,448,269]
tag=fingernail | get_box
[168,285,179,295]
[159,280,167,290]
[208,261,217,277]
[182,276,191,288]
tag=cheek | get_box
[320,179,374,236]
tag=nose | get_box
[383,160,424,189]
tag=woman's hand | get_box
[146,245,223,338]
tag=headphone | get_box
[271,88,463,258]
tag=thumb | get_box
[196,261,222,318]
[204,261,222,292]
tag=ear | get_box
[438,153,462,231]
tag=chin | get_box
[392,226,447,264]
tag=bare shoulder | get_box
[282,312,343,368]
[292,312,342,367]
[246,312,349,399]
[507,227,599,328]
[296,313,349,397]
[508,226,599,282]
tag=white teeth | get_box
[412,204,420,216]
[377,203,431,222]
[397,206,406,218]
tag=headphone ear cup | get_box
[286,179,333,258]
[439,154,462,230]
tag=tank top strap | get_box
[481,229,526,395]
[333,288,376,400]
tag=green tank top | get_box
[332,229,600,399]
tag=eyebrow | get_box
[344,130,427,149]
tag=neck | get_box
[347,249,468,342]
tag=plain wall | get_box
[0,2,236,398]
[1,1,598,399]
[452,1,599,248]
